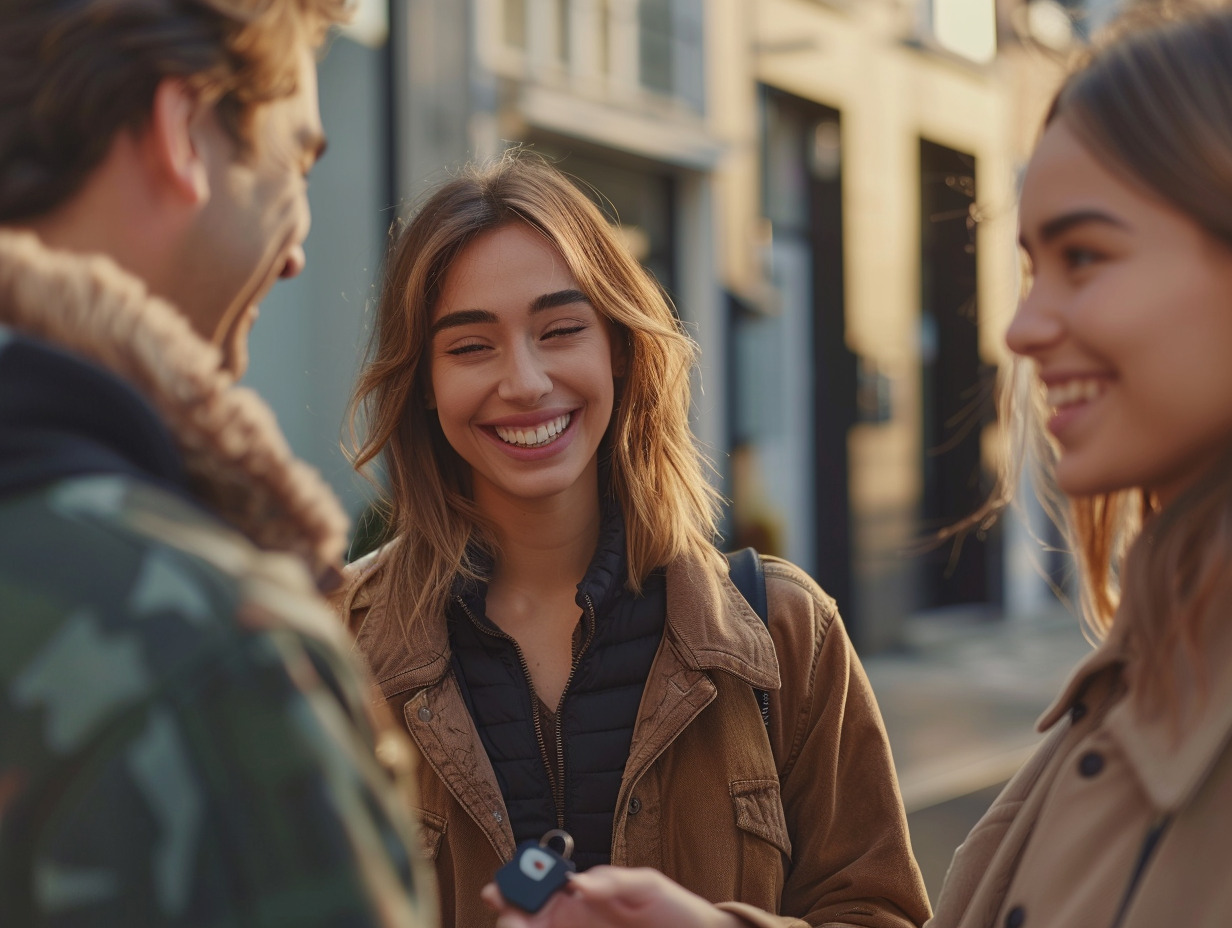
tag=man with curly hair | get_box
[0,2,434,924]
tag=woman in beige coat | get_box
[929,8,1232,928]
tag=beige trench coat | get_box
[929,614,1232,928]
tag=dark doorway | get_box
[757,88,857,630]
[918,139,1001,611]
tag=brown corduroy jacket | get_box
[338,548,930,928]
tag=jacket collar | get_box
[350,544,780,698]
[663,549,780,691]
[345,541,452,698]
[0,229,348,585]
[1038,612,1232,813]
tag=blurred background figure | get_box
[0,1,434,924]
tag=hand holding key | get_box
[482,863,747,928]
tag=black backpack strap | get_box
[725,547,771,732]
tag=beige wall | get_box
[711,0,1067,643]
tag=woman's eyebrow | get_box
[430,308,497,336]
[1019,209,1131,253]
[530,289,591,313]
[430,290,592,336]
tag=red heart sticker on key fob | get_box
[495,829,577,913]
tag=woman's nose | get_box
[1005,282,1064,359]
[497,342,553,404]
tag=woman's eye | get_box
[446,342,489,356]
[1063,246,1103,270]
[544,325,587,340]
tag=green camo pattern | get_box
[0,475,431,927]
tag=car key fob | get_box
[495,828,576,913]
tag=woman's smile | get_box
[1041,374,1112,441]
[480,410,581,462]
[491,412,573,449]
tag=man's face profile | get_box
[178,42,326,376]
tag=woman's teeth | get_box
[494,413,571,448]
[1048,378,1106,408]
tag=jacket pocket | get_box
[731,778,791,859]
[416,809,447,863]
[730,778,790,910]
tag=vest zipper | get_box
[546,593,599,829]
[455,592,598,832]
[454,595,554,824]
[1108,812,1172,928]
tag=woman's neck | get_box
[475,478,603,594]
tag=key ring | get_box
[539,828,574,860]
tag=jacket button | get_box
[628,797,642,815]
[417,706,432,722]
[1005,906,1025,928]
[1078,751,1105,777]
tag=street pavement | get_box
[863,605,1094,902]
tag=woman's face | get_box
[427,222,623,513]
[1009,119,1232,506]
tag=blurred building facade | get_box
[247,0,1123,651]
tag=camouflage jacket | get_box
[0,232,434,927]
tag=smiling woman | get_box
[1011,120,1232,506]
[928,7,1232,928]
[335,153,930,928]
[427,223,620,518]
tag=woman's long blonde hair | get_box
[1001,5,1232,712]
[349,152,723,630]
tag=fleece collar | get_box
[0,229,348,585]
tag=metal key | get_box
[495,828,577,913]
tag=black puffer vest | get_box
[447,499,665,872]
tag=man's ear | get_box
[144,79,211,206]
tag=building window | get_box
[555,0,571,63]
[931,0,997,63]
[638,0,704,109]
[598,0,612,75]
[504,0,527,48]
[639,0,673,94]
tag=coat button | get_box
[1005,906,1025,928]
[1078,751,1105,777]
[417,706,432,722]
[628,797,642,815]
